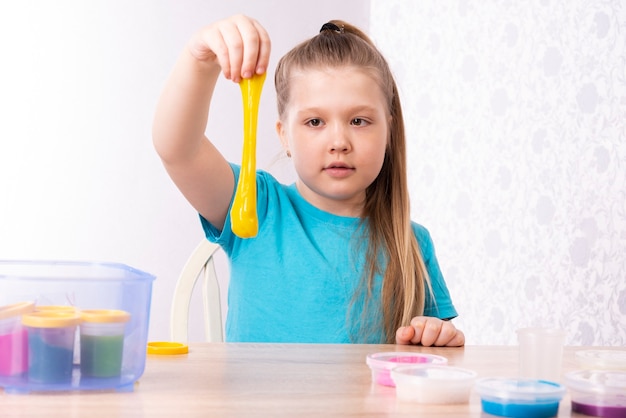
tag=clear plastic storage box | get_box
[0,260,155,393]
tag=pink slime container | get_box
[366,351,448,387]
[0,301,35,376]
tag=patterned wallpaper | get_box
[369,0,626,345]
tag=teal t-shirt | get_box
[201,164,457,343]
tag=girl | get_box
[153,15,464,346]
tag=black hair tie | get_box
[320,22,344,33]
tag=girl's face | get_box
[276,66,390,217]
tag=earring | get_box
[286,150,291,157]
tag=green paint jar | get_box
[79,310,130,378]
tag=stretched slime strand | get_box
[231,72,266,238]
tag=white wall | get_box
[0,1,369,342]
[371,0,626,345]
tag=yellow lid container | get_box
[0,301,35,321]
[22,311,82,328]
[81,309,130,323]
[35,305,78,312]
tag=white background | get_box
[1,0,624,345]
[0,0,368,343]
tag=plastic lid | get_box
[366,351,448,370]
[0,301,35,320]
[81,309,131,323]
[475,378,566,402]
[565,370,626,395]
[22,311,82,328]
[391,365,477,386]
[147,341,189,355]
[575,350,626,370]
[35,305,78,312]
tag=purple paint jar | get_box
[565,370,626,418]
[0,302,35,376]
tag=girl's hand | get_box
[187,14,271,83]
[395,316,465,347]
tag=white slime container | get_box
[390,364,477,404]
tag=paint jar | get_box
[79,309,130,378]
[22,311,81,384]
[366,351,448,387]
[475,377,566,418]
[565,370,626,418]
[391,365,477,404]
[517,327,566,382]
[35,306,81,364]
[0,302,35,376]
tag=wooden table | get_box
[0,343,617,417]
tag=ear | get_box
[276,120,290,155]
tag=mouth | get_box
[323,162,354,177]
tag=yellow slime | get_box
[230,72,266,238]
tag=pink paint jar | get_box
[0,301,35,376]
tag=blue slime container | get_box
[475,377,566,418]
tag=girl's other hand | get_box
[188,14,271,83]
[395,316,465,347]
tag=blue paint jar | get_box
[22,311,81,384]
[475,378,566,418]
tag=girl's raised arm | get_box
[152,15,271,230]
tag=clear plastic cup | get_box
[0,302,35,376]
[517,327,566,382]
[22,311,82,384]
[79,309,130,378]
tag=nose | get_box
[329,124,351,153]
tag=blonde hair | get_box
[274,20,431,343]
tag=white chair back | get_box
[170,240,224,342]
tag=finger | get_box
[251,18,271,74]
[434,321,458,346]
[395,326,415,345]
[417,318,443,347]
[408,317,427,345]
[227,16,261,80]
[446,329,465,347]
[217,20,245,82]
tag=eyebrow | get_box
[294,104,381,116]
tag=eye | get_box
[351,118,370,126]
[305,118,323,127]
